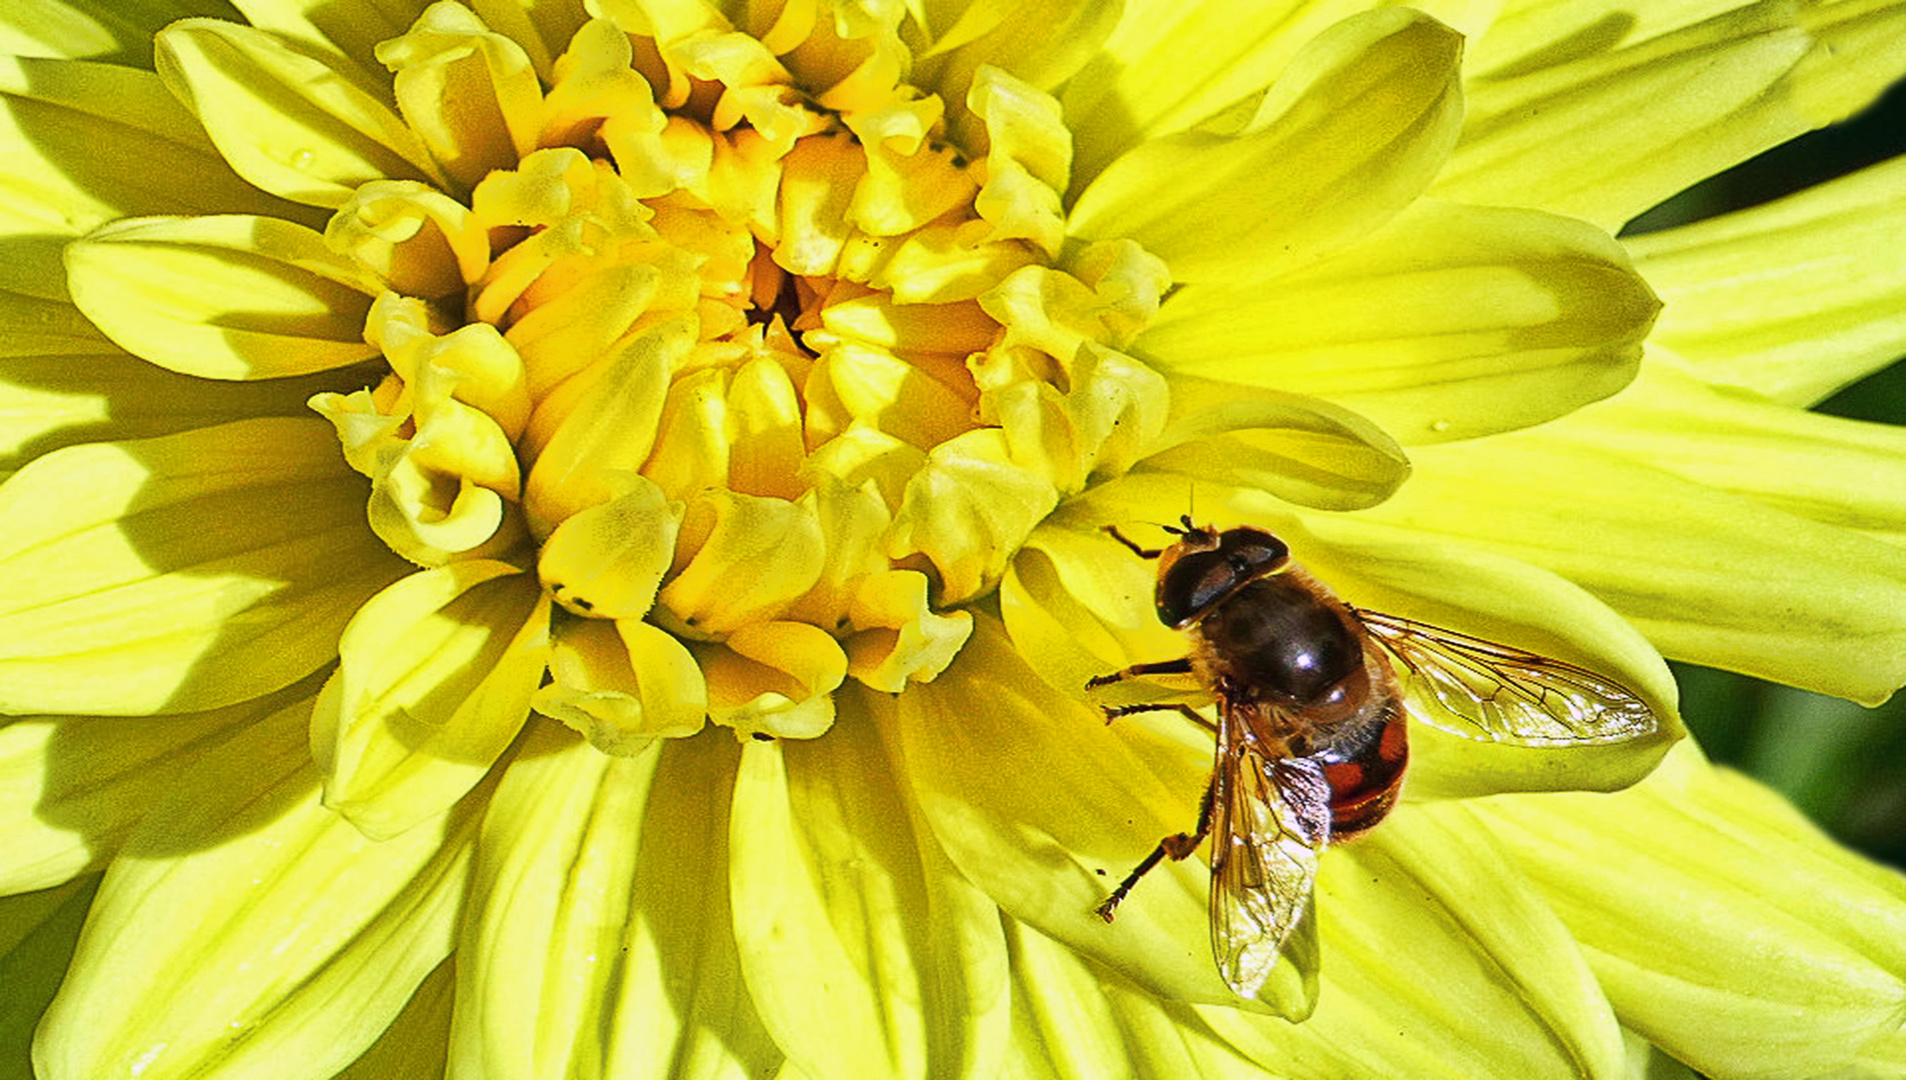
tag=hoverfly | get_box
[1087,518,1658,999]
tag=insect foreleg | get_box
[1086,657,1195,689]
[1101,524,1165,560]
[1094,771,1220,921]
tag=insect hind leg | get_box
[1095,773,1219,921]
[1094,700,1216,734]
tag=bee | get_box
[1087,518,1658,998]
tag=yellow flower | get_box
[0,2,1903,1079]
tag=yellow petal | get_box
[531,618,707,755]
[451,726,783,1079]
[1063,0,1425,187]
[964,65,1071,256]
[314,562,548,839]
[918,0,1120,154]
[335,958,455,1080]
[0,877,92,1080]
[521,315,689,535]
[0,54,298,262]
[1626,154,1906,405]
[997,915,1271,1079]
[640,365,731,502]
[0,675,319,894]
[806,341,976,451]
[327,180,492,299]
[0,338,367,479]
[65,215,385,379]
[1545,363,1906,543]
[699,620,848,739]
[0,3,140,60]
[506,262,668,402]
[376,1,545,192]
[1478,743,1906,1080]
[1138,200,1660,445]
[537,477,679,619]
[34,702,476,1080]
[1202,803,1628,1080]
[1356,432,1906,704]
[1067,9,1463,283]
[1441,4,1811,230]
[886,428,1059,605]
[844,569,974,692]
[0,418,410,715]
[227,0,431,98]
[657,489,826,635]
[1137,383,1411,512]
[155,18,443,208]
[730,691,1011,1080]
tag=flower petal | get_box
[1136,382,1411,511]
[0,339,370,478]
[917,0,1119,153]
[1201,803,1627,1080]
[337,959,456,1080]
[898,615,1313,1015]
[886,429,1059,605]
[1062,2,1446,188]
[532,618,707,755]
[313,561,549,839]
[0,676,319,894]
[656,489,826,635]
[1351,431,1906,704]
[1545,364,1906,543]
[537,476,678,619]
[157,18,444,208]
[1440,3,1897,230]
[33,701,476,1080]
[0,1,161,61]
[1477,743,1906,1080]
[1626,154,1906,405]
[1138,200,1660,444]
[731,688,1012,1080]
[521,315,689,535]
[1000,916,1275,1079]
[0,877,92,1080]
[377,1,545,193]
[65,215,386,379]
[449,724,783,1080]
[0,54,301,270]
[1067,9,1463,283]
[0,417,410,715]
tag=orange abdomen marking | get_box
[1322,713,1408,840]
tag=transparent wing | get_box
[1208,709,1330,998]
[1357,610,1658,746]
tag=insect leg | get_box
[1096,701,1217,733]
[1095,770,1220,921]
[1101,524,1164,560]
[1086,657,1194,688]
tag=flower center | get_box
[309,6,1173,745]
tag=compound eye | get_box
[1218,528,1291,576]
[1155,550,1236,629]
